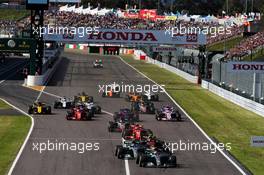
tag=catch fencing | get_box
[212,61,264,104]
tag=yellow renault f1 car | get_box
[28,102,52,114]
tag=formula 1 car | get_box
[141,92,159,101]
[93,59,103,68]
[102,84,121,98]
[66,106,93,120]
[54,97,74,109]
[74,92,93,103]
[113,108,139,122]
[125,93,141,102]
[28,102,52,114]
[115,139,147,159]
[131,100,155,114]
[136,147,177,168]
[108,119,132,132]
[122,125,153,142]
[115,137,165,159]
[83,101,102,114]
[155,105,181,121]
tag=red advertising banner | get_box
[139,9,157,20]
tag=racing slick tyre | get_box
[154,94,159,101]
[53,102,59,109]
[46,106,52,114]
[136,152,143,164]
[139,155,147,167]
[88,96,94,102]
[108,126,113,132]
[96,106,101,114]
[176,111,181,121]
[125,95,130,102]
[156,115,161,121]
[170,156,177,167]
[66,115,71,120]
[115,145,124,159]
[86,112,92,120]
[28,106,33,114]
[108,122,114,132]
[148,107,155,114]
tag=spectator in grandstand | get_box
[226,31,264,60]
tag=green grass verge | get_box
[121,55,264,175]
[207,36,243,52]
[0,100,31,175]
[0,9,29,20]
[0,100,10,110]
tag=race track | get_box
[0,52,241,175]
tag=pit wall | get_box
[26,54,62,86]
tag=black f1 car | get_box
[155,105,181,121]
[54,97,73,109]
[136,147,177,168]
[28,102,52,114]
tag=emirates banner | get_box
[44,29,206,45]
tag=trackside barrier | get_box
[132,50,198,84]
[26,56,62,86]
[132,49,264,117]
[133,50,146,60]
[202,80,264,117]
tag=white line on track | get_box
[4,75,47,175]
[118,56,247,175]
[0,98,34,175]
[102,109,131,175]
[13,89,131,175]
[0,62,26,85]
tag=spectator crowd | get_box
[1,10,263,60]
[226,31,264,59]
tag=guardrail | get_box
[202,80,264,117]
[132,50,198,84]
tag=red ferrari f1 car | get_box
[66,106,93,120]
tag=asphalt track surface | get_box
[0,52,241,175]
